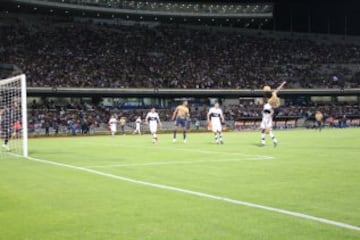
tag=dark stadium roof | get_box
[1,0,360,35]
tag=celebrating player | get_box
[207,102,225,144]
[260,81,286,147]
[133,116,142,135]
[108,115,118,136]
[145,108,161,144]
[172,100,190,143]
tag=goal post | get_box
[21,74,28,157]
[0,74,28,157]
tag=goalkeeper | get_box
[1,104,13,150]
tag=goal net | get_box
[0,74,28,157]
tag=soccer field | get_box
[1,129,360,240]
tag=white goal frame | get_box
[0,74,28,157]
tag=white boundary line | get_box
[20,154,360,232]
[85,157,274,168]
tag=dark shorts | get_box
[316,120,322,127]
[176,117,187,128]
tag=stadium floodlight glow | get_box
[0,74,28,158]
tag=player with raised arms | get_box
[172,100,190,143]
[261,81,286,147]
[207,102,225,144]
[145,108,161,144]
[108,115,118,136]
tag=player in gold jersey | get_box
[315,111,324,132]
[172,100,190,143]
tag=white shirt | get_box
[208,107,223,123]
[109,117,117,126]
[135,117,141,124]
[262,103,273,119]
[146,112,160,123]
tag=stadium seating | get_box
[1,15,360,89]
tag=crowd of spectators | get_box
[1,17,360,89]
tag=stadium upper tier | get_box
[9,0,273,17]
[1,17,359,89]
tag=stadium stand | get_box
[10,0,273,16]
[1,15,360,89]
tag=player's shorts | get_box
[110,125,117,133]
[260,117,273,130]
[175,117,187,128]
[316,120,322,127]
[135,123,141,131]
[211,120,222,132]
[149,122,158,133]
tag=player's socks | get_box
[269,131,278,147]
[183,131,187,143]
[272,137,278,147]
[219,133,224,144]
[152,134,157,143]
[261,133,266,145]
[173,131,177,141]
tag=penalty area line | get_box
[85,142,275,160]
[85,157,274,168]
[24,155,360,232]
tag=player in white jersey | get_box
[260,103,277,146]
[261,81,286,146]
[108,115,118,136]
[133,116,142,135]
[145,108,161,143]
[207,102,225,144]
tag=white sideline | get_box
[22,155,360,232]
[86,157,273,168]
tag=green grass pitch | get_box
[1,129,360,240]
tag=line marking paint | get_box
[85,157,273,168]
[21,154,360,232]
[75,141,276,160]
[121,144,274,159]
